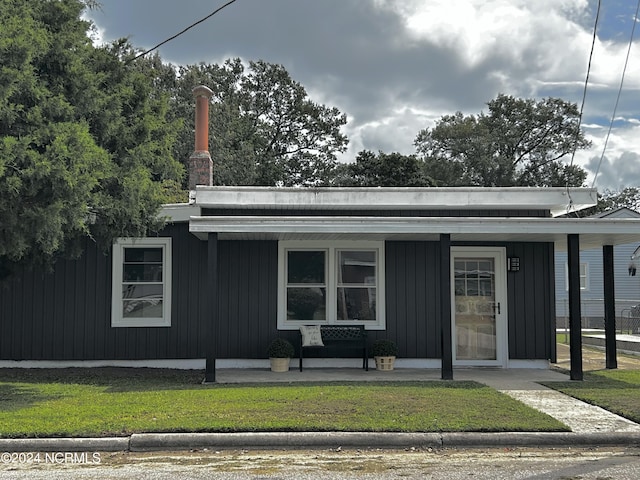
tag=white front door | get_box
[451,247,508,367]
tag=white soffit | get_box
[194,186,597,216]
[189,216,640,250]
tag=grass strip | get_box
[0,368,568,438]
[543,369,640,423]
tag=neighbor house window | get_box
[278,241,385,329]
[565,262,589,291]
[111,238,172,327]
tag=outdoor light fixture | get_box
[507,257,520,272]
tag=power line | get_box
[565,0,600,214]
[591,0,640,188]
[129,0,239,62]
[568,0,600,172]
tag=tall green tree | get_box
[333,150,433,187]
[168,59,348,186]
[0,0,183,272]
[414,94,590,187]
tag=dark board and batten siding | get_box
[504,242,556,360]
[381,241,555,361]
[216,240,279,358]
[1,230,555,362]
[0,224,209,361]
[381,242,442,358]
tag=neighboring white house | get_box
[555,207,640,332]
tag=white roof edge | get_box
[189,215,640,233]
[194,186,597,214]
[188,215,640,249]
[159,203,200,223]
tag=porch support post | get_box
[603,245,618,369]
[204,232,219,383]
[567,234,583,381]
[440,234,453,380]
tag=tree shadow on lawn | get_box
[0,384,55,412]
[0,367,205,393]
[0,368,490,394]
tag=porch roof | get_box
[188,215,640,251]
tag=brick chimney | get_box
[188,85,214,190]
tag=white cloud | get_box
[576,122,640,190]
[87,0,640,181]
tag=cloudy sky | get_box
[86,0,640,192]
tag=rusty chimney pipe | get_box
[193,85,213,152]
[189,85,214,190]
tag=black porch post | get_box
[204,232,219,383]
[603,245,618,369]
[440,234,453,380]
[567,234,583,381]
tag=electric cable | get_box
[591,0,640,188]
[128,0,239,62]
[565,0,600,214]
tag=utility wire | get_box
[568,0,600,172]
[591,0,640,188]
[565,0,600,214]
[129,0,239,62]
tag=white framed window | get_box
[565,262,589,291]
[111,238,172,327]
[278,241,385,330]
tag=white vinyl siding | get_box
[564,262,589,291]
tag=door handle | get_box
[494,302,501,315]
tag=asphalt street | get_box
[2,446,640,479]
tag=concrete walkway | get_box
[455,368,640,434]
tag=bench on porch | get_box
[299,325,368,371]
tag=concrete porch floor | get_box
[212,366,562,385]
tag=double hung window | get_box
[111,238,172,327]
[278,241,384,329]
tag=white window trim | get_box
[277,240,385,330]
[564,262,589,291]
[111,237,172,327]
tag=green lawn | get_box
[544,369,640,424]
[0,368,567,438]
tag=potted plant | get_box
[372,339,398,371]
[267,338,295,372]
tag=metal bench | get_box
[299,325,368,371]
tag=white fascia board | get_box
[159,203,200,223]
[194,186,597,214]
[189,216,640,248]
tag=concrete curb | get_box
[440,432,640,447]
[2,432,640,452]
[0,437,129,452]
[129,432,443,450]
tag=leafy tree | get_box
[577,187,640,217]
[0,0,183,272]
[333,150,434,187]
[414,94,590,187]
[167,59,348,186]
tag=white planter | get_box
[269,357,291,372]
[374,356,396,371]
